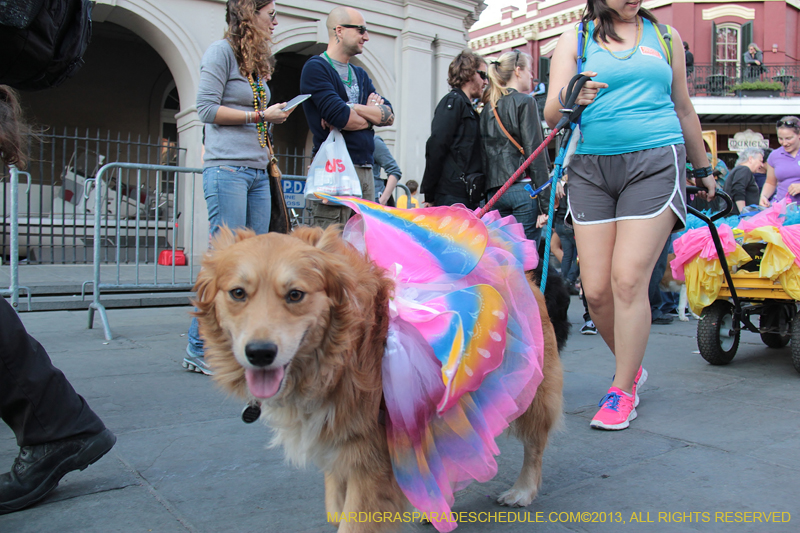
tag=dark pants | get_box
[434,193,477,211]
[648,237,671,321]
[555,221,578,285]
[0,300,105,447]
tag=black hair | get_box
[581,0,658,44]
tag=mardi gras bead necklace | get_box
[600,16,642,61]
[323,51,353,87]
[248,73,267,148]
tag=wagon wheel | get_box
[791,315,800,374]
[760,303,794,348]
[697,300,740,365]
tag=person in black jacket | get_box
[683,42,694,77]
[480,49,550,242]
[723,147,764,215]
[421,50,487,209]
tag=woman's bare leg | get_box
[574,210,676,393]
[573,222,617,353]
[609,210,677,393]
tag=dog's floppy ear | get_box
[291,225,325,246]
[193,226,254,314]
[209,225,256,251]
[313,226,348,255]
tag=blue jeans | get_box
[488,182,540,243]
[187,166,272,357]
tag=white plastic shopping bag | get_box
[303,128,362,198]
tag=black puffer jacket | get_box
[480,89,550,212]
[421,89,482,204]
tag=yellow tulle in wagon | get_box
[671,224,751,316]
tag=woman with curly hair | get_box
[187,0,294,374]
[421,50,488,209]
[0,85,32,169]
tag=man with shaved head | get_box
[300,7,394,227]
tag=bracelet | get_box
[692,166,713,179]
[244,111,250,124]
[558,86,566,107]
[258,110,266,123]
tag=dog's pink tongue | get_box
[245,367,284,399]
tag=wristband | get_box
[692,166,713,179]
[558,86,566,107]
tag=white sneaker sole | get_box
[633,368,648,408]
[590,408,637,430]
[182,356,213,376]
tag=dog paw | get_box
[497,487,537,507]
[679,315,689,322]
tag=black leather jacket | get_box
[421,89,482,203]
[480,89,550,212]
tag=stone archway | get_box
[92,0,213,253]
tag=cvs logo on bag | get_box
[325,159,346,173]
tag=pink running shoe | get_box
[590,387,636,430]
[633,366,648,408]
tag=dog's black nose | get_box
[245,342,278,367]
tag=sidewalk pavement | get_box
[1,297,798,533]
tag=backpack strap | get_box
[576,21,588,73]
[655,23,673,66]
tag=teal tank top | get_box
[575,19,684,155]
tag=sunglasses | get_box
[513,49,521,68]
[340,24,368,35]
[477,70,488,81]
[777,120,799,130]
[266,10,277,22]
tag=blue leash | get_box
[524,73,590,293]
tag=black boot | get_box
[0,428,116,514]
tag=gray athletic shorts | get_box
[566,144,687,232]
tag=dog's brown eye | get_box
[230,288,246,301]
[287,289,304,303]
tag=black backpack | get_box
[0,0,93,91]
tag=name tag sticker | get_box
[639,46,663,59]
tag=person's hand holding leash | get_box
[570,71,607,107]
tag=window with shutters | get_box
[715,24,741,78]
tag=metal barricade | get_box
[83,163,202,340]
[1,165,32,310]
[395,183,411,207]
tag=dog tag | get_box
[241,402,262,424]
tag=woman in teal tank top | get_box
[543,0,716,431]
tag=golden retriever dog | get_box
[194,225,563,532]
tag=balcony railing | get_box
[687,64,800,97]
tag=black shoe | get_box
[652,315,674,325]
[0,428,116,515]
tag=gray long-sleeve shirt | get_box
[196,40,271,170]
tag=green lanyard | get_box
[323,51,353,87]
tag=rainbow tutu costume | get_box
[319,194,545,531]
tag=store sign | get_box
[728,129,769,151]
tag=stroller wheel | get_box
[697,300,739,365]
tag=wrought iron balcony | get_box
[687,64,800,97]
